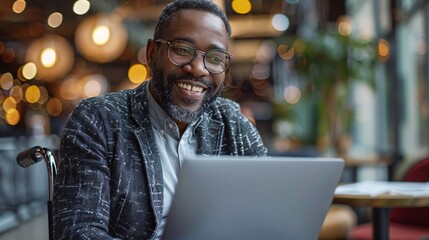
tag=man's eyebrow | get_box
[172,37,227,52]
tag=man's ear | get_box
[146,39,156,67]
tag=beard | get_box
[150,64,223,123]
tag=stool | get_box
[319,204,357,240]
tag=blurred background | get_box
[0,0,427,239]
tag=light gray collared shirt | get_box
[145,83,200,239]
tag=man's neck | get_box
[174,120,188,136]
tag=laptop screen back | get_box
[162,156,344,240]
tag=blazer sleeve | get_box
[53,99,119,240]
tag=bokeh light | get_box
[337,15,352,36]
[26,34,74,81]
[3,97,17,112]
[271,14,289,32]
[47,98,63,116]
[22,62,37,80]
[73,0,90,15]
[84,79,102,97]
[378,38,390,60]
[92,25,110,46]
[40,47,57,68]
[284,86,301,104]
[75,14,128,63]
[252,63,270,80]
[82,74,109,98]
[48,12,63,28]
[25,85,41,103]
[59,77,81,100]
[128,64,148,84]
[12,0,26,14]
[5,108,20,125]
[278,44,295,60]
[232,0,252,14]
[1,72,14,90]
[10,86,23,103]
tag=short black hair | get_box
[154,0,231,40]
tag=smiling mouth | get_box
[177,82,206,93]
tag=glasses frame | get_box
[155,38,233,74]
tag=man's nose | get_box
[182,54,210,76]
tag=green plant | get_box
[277,31,377,153]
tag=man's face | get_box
[148,9,229,123]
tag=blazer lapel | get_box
[195,114,224,155]
[131,83,163,228]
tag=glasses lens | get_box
[168,41,195,66]
[166,40,231,73]
[204,50,230,73]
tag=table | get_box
[342,155,390,182]
[333,181,429,240]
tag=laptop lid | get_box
[162,156,344,240]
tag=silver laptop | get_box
[162,155,344,240]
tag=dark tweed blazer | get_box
[52,82,267,239]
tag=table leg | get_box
[373,207,390,240]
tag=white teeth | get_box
[178,83,204,93]
[191,86,203,92]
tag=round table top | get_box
[334,187,429,208]
[333,181,429,207]
[333,193,429,207]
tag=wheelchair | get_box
[16,146,57,240]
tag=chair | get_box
[349,157,429,240]
[319,204,357,240]
[16,146,57,240]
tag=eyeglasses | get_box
[155,38,233,74]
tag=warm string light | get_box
[47,12,63,28]
[26,34,74,81]
[12,0,26,14]
[128,64,148,84]
[231,0,252,14]
[75,14,128,63]
[0,0,99,126]
[378,38,390,60]
[22,62,37,80]
[58,74,110,101]
[0,70,65,126]
[337,16,352,36]
[92,24,110,46]
[40,48,57,68]
[73,0,91,15]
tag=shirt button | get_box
[168,123,173,128]
[160,130,165,135]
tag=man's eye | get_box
[206,52,225,65]
[172,46,193,56]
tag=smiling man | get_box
[53,0,267,239]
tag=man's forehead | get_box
[166,9,227,36]
[171,9,224,27]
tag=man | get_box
[53,0,267,239]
